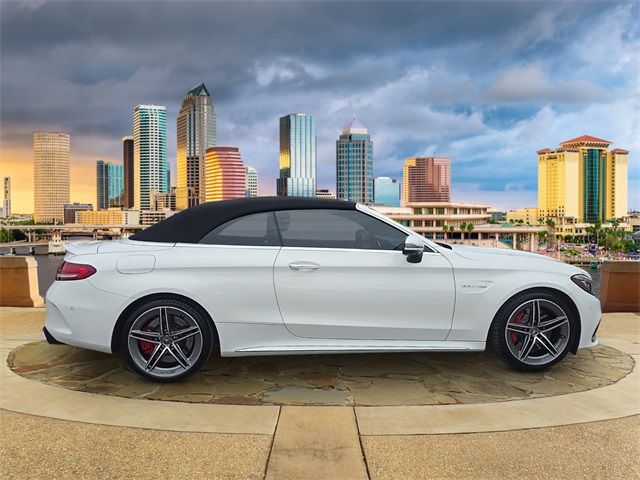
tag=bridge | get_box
[0,224,146,243]
[0,224,145,231]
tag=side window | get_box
[199,212,281,246]
[275,209,407,250]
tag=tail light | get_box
[56,261,96,281]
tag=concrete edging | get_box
[1,333,638,435]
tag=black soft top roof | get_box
[130,196,357,243]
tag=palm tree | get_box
[459,222,467,244]
[466,223,474,244]
[593,218,602,246]
[442,225,449,240]
[545,218,556,248]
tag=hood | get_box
[450,244,556,261]
[446,244,585,276]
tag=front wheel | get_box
[120,298,214,382]
[488,291,577,371]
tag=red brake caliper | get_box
[139,325,155,357]
[511,311,525,343]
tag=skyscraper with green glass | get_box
[96,160,124,209]
[336,119,373,204]
[133,105,168,211]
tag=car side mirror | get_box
[403,235,425,263]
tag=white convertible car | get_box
[44,197,601,381]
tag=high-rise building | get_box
[133,105,169,211]
[3,177,10,217]
[537,135,629,223]
[33,132,70,223]
[96,160,109,210]
[96,160,124,209]
[122,136,134,208]
[336,119,373,204]
[374,176,401,207]
[63,202,93,224]
[277,114,316,197]
[402,156,451,205]
[245,165,258,197]
[204,147,246,202]
[152,187,176,211]
[108,163,124,208]
[176,83,217,210]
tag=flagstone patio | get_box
[8,339,634,406]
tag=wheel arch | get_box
[488,286,581,354]
[110,292,220,354]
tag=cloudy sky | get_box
[1,0,638,213]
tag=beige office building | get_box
[376,202,544,252]
[33,133,70,223]
[75,209,141,226]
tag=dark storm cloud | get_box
[1,0,637,208]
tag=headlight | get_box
[571,273,593,295]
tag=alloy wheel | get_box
[504,299,570,366]
[127,306,203,379]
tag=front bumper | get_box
[44,279,129,353]
[575,290,601,349]
[43,327,64,345]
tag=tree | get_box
[545,218,556,247]
[0,228,13,243]
[593,218,603,245]
[466,223,474,244]
[442,225,449,240]
[459,223,467,243]
[538,230,548,244]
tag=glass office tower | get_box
[277,114,316,197]
[336,118,373,204]
[97,160,124,209]
[374,176,400,207]
[133,105,168,211]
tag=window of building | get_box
[275,209,407,250]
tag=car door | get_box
[273,208,455,341]
[165,211,283,327]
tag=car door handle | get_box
[288,262,321,271]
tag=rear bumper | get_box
[44,279,129,353]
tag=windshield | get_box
[356,204,442,253]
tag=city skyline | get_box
[1,1,638,212]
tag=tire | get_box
[120,298,214,382]
[488,290,578,372]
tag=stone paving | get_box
[8,340,634,406]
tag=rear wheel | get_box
[120,298,213,382]
[488,291,577,371]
